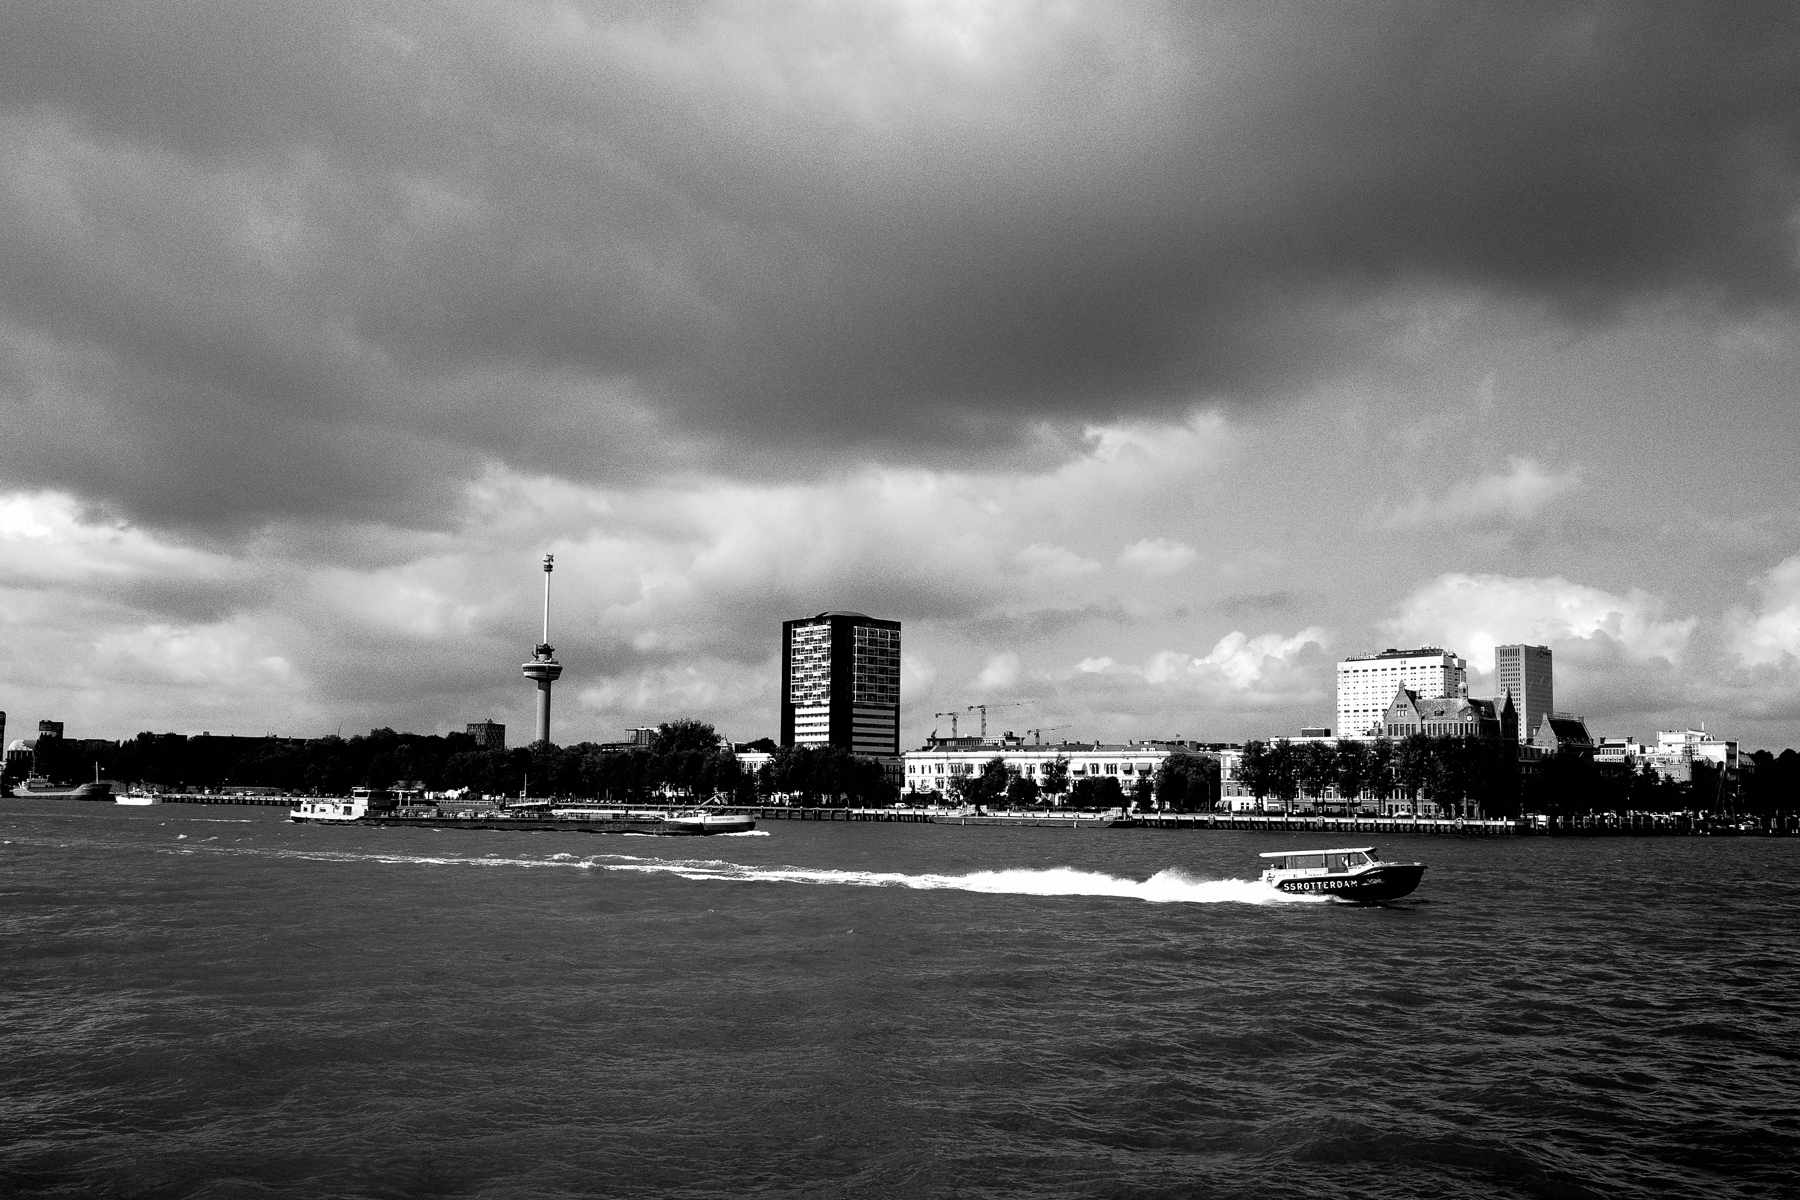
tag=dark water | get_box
[3,804,1797,1199]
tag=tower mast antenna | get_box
[522,554,563,746]
[542,553,553,645]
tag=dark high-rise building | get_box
[38,720,63,739]
[1494,644,1553,743]
[780,612,901,755]
[466,720,506,751]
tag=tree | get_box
[962,757,1012,807]
[1690,759,1731,811]
[1069,775,1124,809]
[758,744,889,806]
[1129,775,1155,812]
[1525,746,1598,815]
[1267,740,1300,812]
[1429,737,1482,818]
[1155,751,1219,812]
[1743,748,1800,815]
[1366,737,1395,806]
[1006,774,1041,808]
[651,720,722,758]
[1296,741,1337,808]
[1462,737,1520,818]
[1040,756,1071,800]
[1334,739,1371,814]
[1239,740,1271,807]
[1394,734,1433,808]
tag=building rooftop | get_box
[1343,647,1453,661]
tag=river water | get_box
[3,802,1796,1199]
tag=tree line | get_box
[15,722,1794,814]
[939,751,1221,812]
[1235,735,1774,817]
[10,720,899,806]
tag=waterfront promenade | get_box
[68,794,1799,834]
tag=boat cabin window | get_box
[1288,854,1325,870]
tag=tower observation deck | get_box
[521,554,563,745]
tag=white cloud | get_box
[976,652,1020,689]
[901,654,938,695]
[1142,627,1327,705]
[0,490,237,587]
[1729,555,1800,666]
[1076,656,1114,673]
[92,619,297,690]
[1013,542,1102,580]
[1386,573,1697,668]
[1118,537,1197,576]
[0,414,1246,742]
[1383,456,1581,530]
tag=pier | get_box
[1128,813,1517,835]
[85,795,1797,833]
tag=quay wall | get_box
[67,794,1800,833]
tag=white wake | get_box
[169,844,1320,906]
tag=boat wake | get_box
[168,844,1321,905]
[617,861,1323,904]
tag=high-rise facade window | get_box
[781,612,901,755]
[465,719,507,751]
[1335,648,1467,737]
[1494,644,1553,743]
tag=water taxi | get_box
[1259,846,1426,901]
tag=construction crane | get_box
[933,711,962,739]
[1026,724,1069,745]
[966,701,1025,741]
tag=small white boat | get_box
[1259,846,1426,901]
[115,791,160,806]
[290,791,376,823]
[664,810,757,834]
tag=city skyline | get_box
[2,6,1800,750]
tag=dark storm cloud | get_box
[1,1,1796,524]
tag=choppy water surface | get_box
[3,804,1796,1199]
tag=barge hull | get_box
[291,816,722,835]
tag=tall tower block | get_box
[780,611,901,755]
[1494,644,1552,743]
[521,554,563,745]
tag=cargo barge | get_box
[290,792,754,836]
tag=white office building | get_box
[1335,648,1467,737]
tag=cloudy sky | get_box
[3,1,1800,751]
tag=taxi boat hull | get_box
[1274,863,1426,901]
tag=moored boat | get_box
[290,795,755,835]
[664,810,758,834]
[1259,846,1426,901]
[115,791,161,806]
[11,775,114,801]
[929,806,1129,828]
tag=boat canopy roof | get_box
[1258,846,1375,858]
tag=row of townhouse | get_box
[901,737,1459,817]
[1594,729,1739,783]
[901,739,1228,799]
